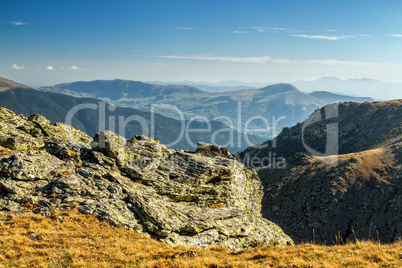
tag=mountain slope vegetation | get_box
[1,210,401,267]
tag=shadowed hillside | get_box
[237,99,402,244]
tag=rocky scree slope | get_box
[239,100,402,244]
[0,107,293,250]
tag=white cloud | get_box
[11,64,25,70]
[288,34,354,40]
[233,31,249,34]
[390,34,402,37]
[46,65,55,71]
[11,21,28,26]
[68,65,83,70]
[156,55,296,64]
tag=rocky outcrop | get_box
[0,107,293,250]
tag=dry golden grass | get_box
[0,148,14,156]
[317,147,397,184]
[0,210,401,267]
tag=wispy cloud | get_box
[266,27,287,31]
[243,26,287,33]
[245,26,265,32]
[61,65,84,70]
[10,64,25,70]
[304,59,381,67]
[0,21,29,26]
[155,54,399,68]
[46,66,55,71]
[271,58,298,64]
[156,55,297,64]
[176,26,288,35]
[176,27,196,30]
[357,34,372,37]
[390,34,402,37]
[288,34,354,40]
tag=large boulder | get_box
[0,107,293,250]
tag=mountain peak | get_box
[259,83,300,94]
[319,77,343,81]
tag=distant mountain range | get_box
[150,81,258,93]
[309,91,374,103]
[40,79,334,139]
[293,77,401,100]
[0,76,265,153]
[154,77,401,100]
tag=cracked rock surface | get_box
[0,107,293,250]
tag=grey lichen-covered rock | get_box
[196,142,233,159]
[0,107,293,250]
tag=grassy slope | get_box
[0,210,401,268]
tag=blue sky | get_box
[1,0,402,88]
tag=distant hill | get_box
[0,76,30,91]
[237,99,402,244]
[40,79,205,100]
[40,80,328,139]
[0,76,265,153]
[309,91,374,103]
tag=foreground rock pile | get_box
[0,107,293,250]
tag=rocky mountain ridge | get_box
[238,99,402,244]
